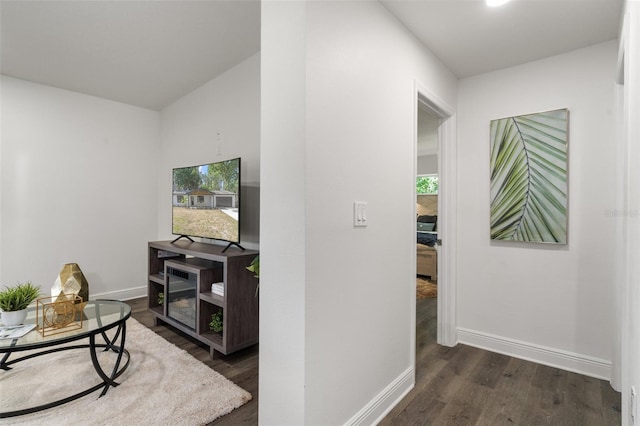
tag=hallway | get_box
[380,297,621,425]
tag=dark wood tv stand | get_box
[147,240,259,357]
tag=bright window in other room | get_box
[417,175,438,194]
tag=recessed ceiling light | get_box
[486,0,511,6]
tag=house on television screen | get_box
[173,189,237,209]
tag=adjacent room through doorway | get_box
[415,103,440,352]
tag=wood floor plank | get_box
[548,371,608,425]
[440,344,487,379]
[474,357,538,425]
[381,396,447,426]
[433,400,483,426]
[378,359,449,425]
[601,380,623,425]
[468,350,510,389]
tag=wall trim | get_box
[344,367,414,426]
[91,285,147,302]
[458,327,611,381]
[436,113,458,347]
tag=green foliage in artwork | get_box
[416,176,439,194]
[490,109,568,243]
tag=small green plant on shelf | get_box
[0,281,41,312]
[157,293,164,306]
[209,309,223,333]
[246,255,260,295]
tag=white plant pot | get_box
[1,309,28,326]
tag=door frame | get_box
[414,81,457,347]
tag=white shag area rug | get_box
[0,318,251,425]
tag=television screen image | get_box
[172,158,240,244]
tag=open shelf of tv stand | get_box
[147,240,259,357]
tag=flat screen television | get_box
[171,157,242,251]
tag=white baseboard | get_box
[344,367,414,426]
[90,285,147,302]
[457,327,611,381]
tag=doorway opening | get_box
[416,105,439,298]
[415,104,441,367]
[413,83,457,353]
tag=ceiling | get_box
[0,0,623,111]
[381,0,622,78]
[0,1,261,111]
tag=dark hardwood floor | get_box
[126,296,620,425]
[381,297,621,426]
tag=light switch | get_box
[354,201,368,227]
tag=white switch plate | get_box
[354,201,368,227]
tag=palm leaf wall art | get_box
[490,109,568,244]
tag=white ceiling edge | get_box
[0,0,624,111]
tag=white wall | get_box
[158,54,260,249]
[260,1,457,424]
[0,54,259,299]
[0,76,159,299]
[456,41,618,378]
[418,154,438,175]
[259,2,307,423]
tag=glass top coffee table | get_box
[0,300,131,418]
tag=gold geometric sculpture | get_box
[52,263,89,312]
